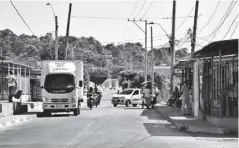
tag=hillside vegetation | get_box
[0,29,190,77]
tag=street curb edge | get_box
[0,115,37,130]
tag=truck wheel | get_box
[113,104,117,107]
[43,110,51,117]
[73,108,79,116]
[133,104,137,107]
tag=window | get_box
[133,90,139,95]
[119,90,134,95]
[44,74,75,93]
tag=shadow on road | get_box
[141,109,190,137]
[37,113,72,118]
[140,109,238,138]
[124,107,143,110]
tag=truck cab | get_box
[41,60,83,116]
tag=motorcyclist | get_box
[87,87,95,107]
[94,86,102,105]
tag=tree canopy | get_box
[0,29,190,83]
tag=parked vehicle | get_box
[41,60,84,116]
[111,88,143,107]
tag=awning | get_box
[194,39,238,58]
[174,59,196,69]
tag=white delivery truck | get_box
[41,60,83,116]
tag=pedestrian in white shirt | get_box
[143,85,151,106]
[5,71,17,102]
[180,81,189,114]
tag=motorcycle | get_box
[142,95,155,109]
[87,93,95,110]
[95,92,102,106]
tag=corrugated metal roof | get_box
[194,39,238,58]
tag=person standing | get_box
[180,81,189,114]
[5,71,17,102]
[143,85,151,108]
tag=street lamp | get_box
[46,3,56,17]
[148,22,170,40]
[46,3,58,60]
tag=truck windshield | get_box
[119,90,134,95]
[44,74,75,93]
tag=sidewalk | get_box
[0,102,41,130]
[0,114,37,129]
[156,102,238,135]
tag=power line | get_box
[230,23,238,39]
[72,15,196,20]
[199,1,236,44]
[101,33,183,45]
[135,0,147,18]
[140,0,155,19]
[199,1,220,31]
[222,13,238,40]
[209,1,237,42]
[176,6,195,31]
[129,0,139,19]
[201,1,234,40]
[10,0,36,36]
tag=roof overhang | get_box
[193,39,238,58]
[174,59,196,70]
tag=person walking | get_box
[5,70,17,102]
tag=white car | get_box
[111,88,143,107]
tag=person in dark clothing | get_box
[174,86,180,99]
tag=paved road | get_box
[0,90,237,148]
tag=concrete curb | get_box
[0,115,37,129]
[156,107,237,135]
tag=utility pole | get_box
[170,0,176,98]
[145,20,148,82]
[151,26,154,94]
[65,3,72,60]
[129,45,132,70]
[55,16,58,60]
[128,19,148,82]
[192,0,199,117]
[191,0,199,55]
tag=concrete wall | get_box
[0,102,13,117]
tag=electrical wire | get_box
[230,23,238,39]
[199,1,220,31]
[176,6,195,31]
[129,0,140,19]
[209,1,237,42]
[10,0,36,36]
[72,15,196,20]
[135,0,147,19]
[222,13,238,40]
[201,1,234,40]
[140,0,155,19]
[199,1,236,44]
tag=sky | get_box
[0,0,238,52]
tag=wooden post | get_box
[211,54,214,116]
[28,68,31,101]
[25,68,27,95]
[219,49,222,116]
[19,65,21,91]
